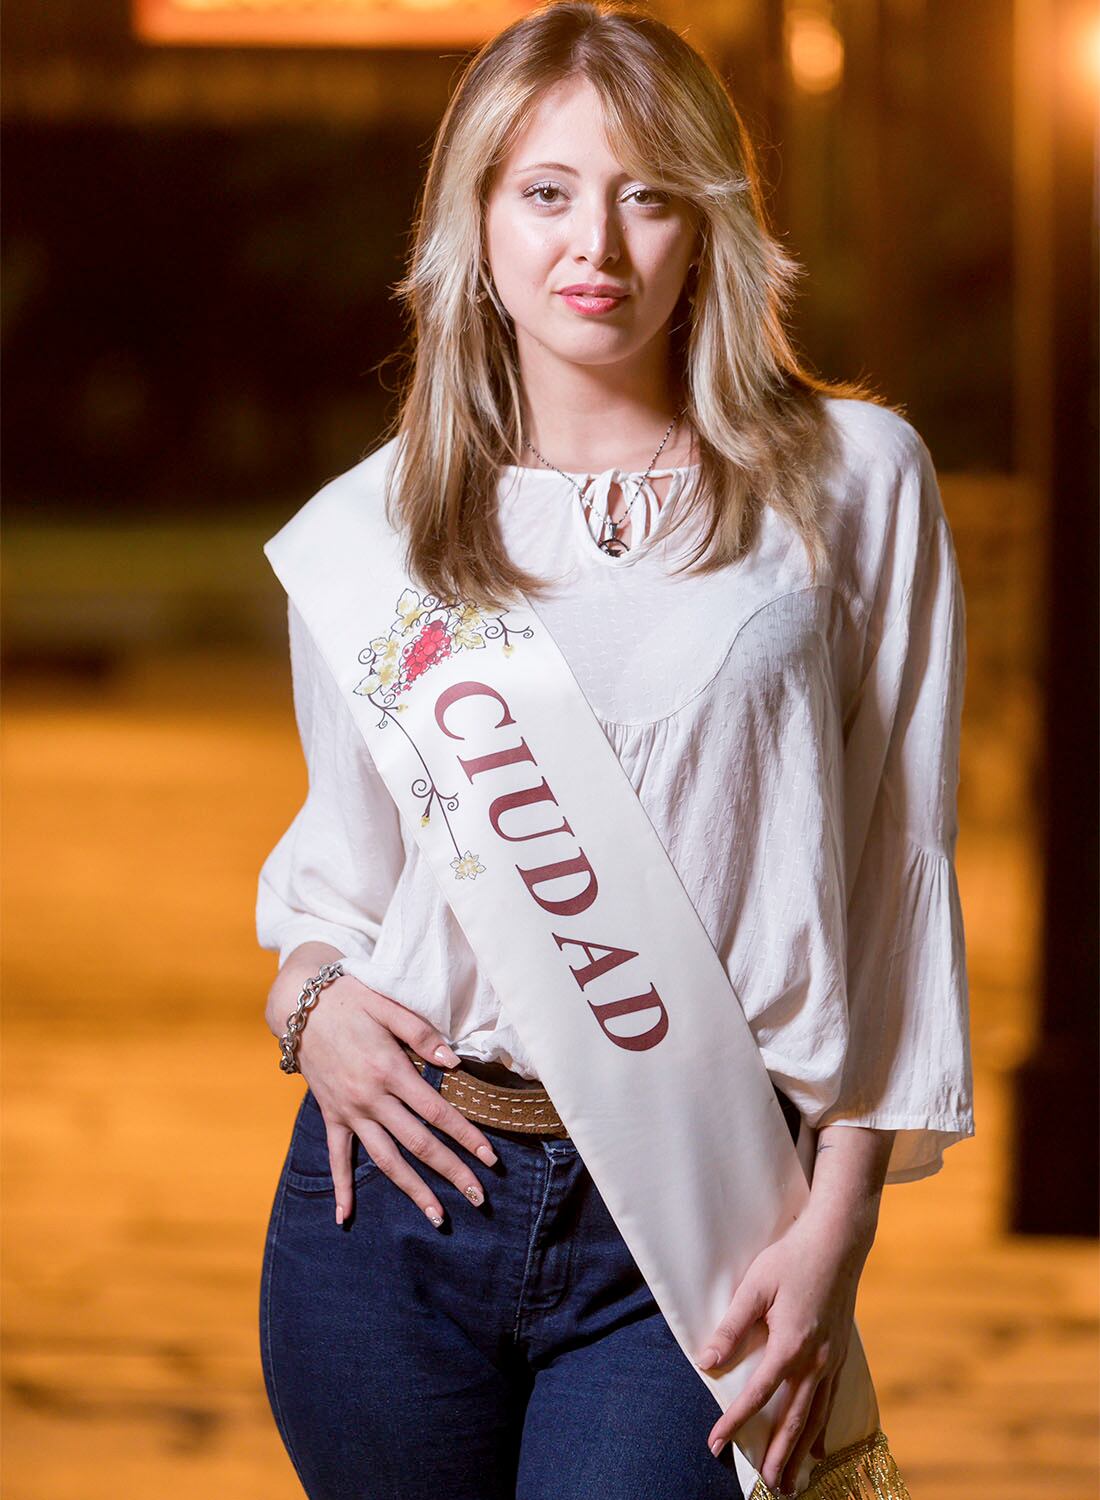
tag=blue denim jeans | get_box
[259,1060,803,1500]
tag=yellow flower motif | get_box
[453,622,485,652]
[393,587,426,636]
[355,635,403,697]
[451,850,485,880]
[502,642,514,656]
[420,811,430,827]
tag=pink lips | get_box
[559,287,629,317]
[559,283,629,296]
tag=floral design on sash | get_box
[353,587,533,879]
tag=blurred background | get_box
[2,1,1097,1496]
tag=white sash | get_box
[263,441,895,1500]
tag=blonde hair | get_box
[381,0,897,611]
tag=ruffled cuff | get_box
[828,835,975,1185]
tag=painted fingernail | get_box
[476,1144,498,1165]
[435,1045,461,1066]
[335,1205,344,1225]
[464,1184,484,1205]
[709,1437,724,1456]
[425,1207,444,1227]
[697,1347,721,1368]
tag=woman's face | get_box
[483,75,699,379]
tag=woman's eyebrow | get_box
[513,161,580,175]
[511,161,638,181]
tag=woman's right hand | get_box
[267,947,499,1227]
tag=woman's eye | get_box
[524,183,564,205]
[521,184,670,208]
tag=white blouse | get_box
[257,396,975,1185]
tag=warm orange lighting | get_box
[133,0,531,48]
[1082,9,1100,89]
[785,5,845,96]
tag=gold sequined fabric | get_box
[748,1428,911,1500]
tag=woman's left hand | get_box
[696,1201,876,1495]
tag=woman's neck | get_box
[518,400,695,474]
[515,332,690,474]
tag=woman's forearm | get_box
[803,1122,897,1252]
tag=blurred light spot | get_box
[786,5,845,96]
[132,0,525,47]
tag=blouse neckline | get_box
[500,462,701,569]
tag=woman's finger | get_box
[695,1276,769,1372]
[369,1091,491,1209]
[809,1368,840,1459]
[758,1365,823,1493]
[361,994,462,1069]
[383,1044,500,1167]
[325,1119,354,1226]
[353,1006,501,1167]
[351,1114,453,1228]
[779,1368,836,1492]
[706,1347,787,1455]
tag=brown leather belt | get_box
[401,1042,570,1138]
[400,1044,803,1147]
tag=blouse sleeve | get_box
[821,432,975,1184]
[256,596,407,969]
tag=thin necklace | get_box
[524,411,684,557]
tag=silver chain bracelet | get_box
[278,960,345,1074]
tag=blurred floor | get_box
[2,604,1098,1497]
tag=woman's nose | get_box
[572,206,622,265]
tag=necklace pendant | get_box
[599,535,629,556]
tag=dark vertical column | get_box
[1008,0,1099,1236]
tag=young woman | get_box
[256,4,973,1497]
